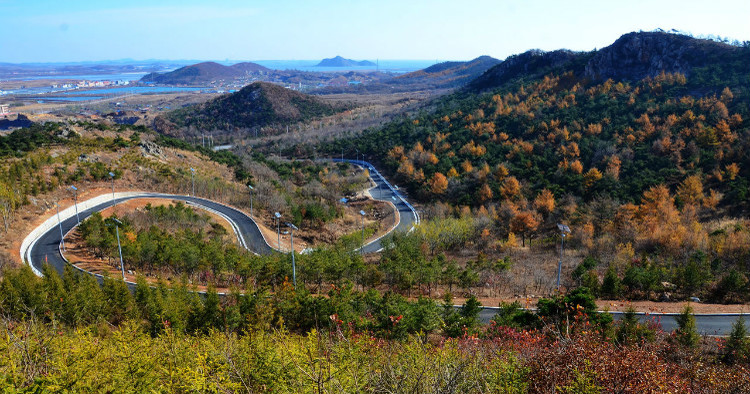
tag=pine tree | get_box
[724,315,749,364]
[674,304,700,348]
[601,267,621,299]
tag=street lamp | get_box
[359,210,366,253]
[108,172,116,207]
[190,168,196,197]
[55,202,65,252]
[556,223,571,291]
[108,218,126,281]
[69,185,80,225]
[248,184,254,217]
[274,212,281,250]
[286,222,298,287]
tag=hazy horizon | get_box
[1,0,749,63]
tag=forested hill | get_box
[346,32,750,213]
[469,31,745,92]
[158,82,343,132]
[388,56,501,90]
[140,61,270,85]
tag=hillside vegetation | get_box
[140,61,270,85]
[1,264,750,392]
[389,55,501,90]
[159,82,346,133]
[332,32,750,301]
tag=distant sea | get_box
[5,72,149,82]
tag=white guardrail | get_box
[20,192,145,276]
[335,159,420,226]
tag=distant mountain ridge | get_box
[157,82,343,133]
[470,31,748,92]
[316,56,376,67]
[141,61,270,85]
[584,31,741,81]
[389,55,501,89]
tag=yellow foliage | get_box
[583,168,603,189]
[500,176,521,200]
[533,189,555,215]
[429,172,448,194]
[569,160,583,174]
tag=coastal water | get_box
[62,86,206,95]
[5,72,149,82]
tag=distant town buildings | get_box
[0,104,9,117]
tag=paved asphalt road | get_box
[25,167,747,335]
[28,193,274,280]
[333,159,419,253]
[27,160,417,280]
[474,307,750,336]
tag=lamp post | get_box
[556,223,571,291]
[108,172,116,207]
[69,185,80,225]
[109,218,125,281]
[248,184,254,217]
[55,202,65,252]
[190,168,196,197]
[359,210,366,253]
[274,212,281,250]
[286,222,298,288]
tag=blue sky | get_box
[1,0,748,63]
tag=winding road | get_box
[20,160,748,335]
[23,193,274,280]
[335,159,420,253]
[22,159,419,280]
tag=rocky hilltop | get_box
[470,31,749,91]
[584,31,742,81]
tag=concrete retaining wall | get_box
[20,192,144,275]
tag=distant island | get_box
[316,56,376,67]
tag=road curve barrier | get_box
[332,158,420,226]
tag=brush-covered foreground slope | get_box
[351,32,749,211]
[160,82,343,132]
[388,56,501,90]
[140,61,270,85]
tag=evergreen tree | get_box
[674,304,700,348]
[601,266,621,299]
[724,315,750,364]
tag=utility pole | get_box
[556,224,571,291]
[69,185,80,225]
[108,218,125,281]
[108,172,116,207]
[190,168,196,197]
[55,202,65,252]
[274,212,281,250]
[359,210,366,254]
[248,185,254,217]
[287,222,298,288]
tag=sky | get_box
[1,0,749,63]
